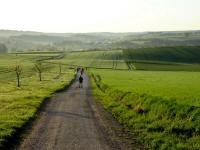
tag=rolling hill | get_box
[1,30,200,52]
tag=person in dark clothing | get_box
[79,75,83,88]
[77,67,80,73]
[81,68,84,75]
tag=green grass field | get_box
[0,53,75,148]
[1,46,200,149]
[76,46,200,149]
[46,49,200,71]
[123,46,200,63]
[91,69,200,106]
[123,46,200,71]
[90,69,200,149]
[46,50,128,69]
[133,60,200,71]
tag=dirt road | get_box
[16,74,138,150]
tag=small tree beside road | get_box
[35,62,43,81]
[15,65,22,87]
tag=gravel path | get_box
[16,73,139,150]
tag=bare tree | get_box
[15,65,22,87]
[59,63,62,75]
[35,62,43,81]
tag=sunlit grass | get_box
[0,54,75,148]
[90,69,200,149]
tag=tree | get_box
[35,62,43,81]
[59,63,62,75]
[15,65,22,87]
[185,32,190,38]
[0,43,8,53]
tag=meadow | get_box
[1,46,200,149]
[90,69,200,149]
[40,47,200,149]
[47,50,128,69]
[123,46,200,71]
[0,53,75,148]
[123,46,200,63]
[75,47,200,149]
[46,49,200,71]
[91,70,200,106]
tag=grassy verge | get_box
[90,73,200,149]
[0,73,75,148]
[0,54,75,148]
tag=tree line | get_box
[0,43,7,53]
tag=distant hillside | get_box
[0,43,7,53]
[0,30,43,37]
[0,29,200,52]
[123,46,200,63]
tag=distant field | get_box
[123,46,200,63]
[122,46,200,71]
[133,60,200,71]
[0,53,74,148]
[90,69,200,149]
[47,50,128,69]
[46,48,200,71]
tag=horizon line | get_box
[0,29,200,34]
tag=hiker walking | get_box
[79,75,83,88]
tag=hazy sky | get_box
[0,0,199,33]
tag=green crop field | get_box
[133,60,200,71]
[90,69,200,149]
[123,46,200,71]
[123,46,200,63]
[0,53,75,148]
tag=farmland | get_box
[47,50,128,69]
[1,1,200,149]
[43,48,200,149]
[123,46,200,63]
[1,46,200,149]
[1,30,200,52]
[90,70,200,106]
[0,53,74,148]
[123,46,200,71]
[46,48,200,71]
[57,47,200,149]
[90,69,200,149]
